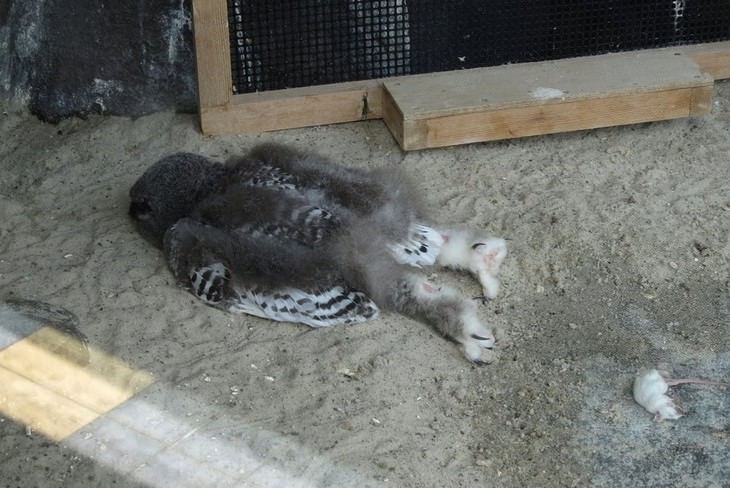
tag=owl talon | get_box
[472,295,490,305]
[460,308,496,362]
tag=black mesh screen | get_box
[228,0,730,94]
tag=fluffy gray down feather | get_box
[129,143,507,361]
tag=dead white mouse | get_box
[633,368,729,421]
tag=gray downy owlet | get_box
[129,143,507,363]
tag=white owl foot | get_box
[471,238,508,299]
[437,230,507,299]
[405,275,495,363]
[460,306,496,364]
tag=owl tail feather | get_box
[227,283,379,327]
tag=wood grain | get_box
[403,88,705,149]
[0,327,154,440]
[192,0,233,113]
[200,81,383,134]
[0,365,98,440]
[383,50,714,149]
[678,41,730,79]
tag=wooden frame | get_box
[192,0,382,134]
[192,0,730,148]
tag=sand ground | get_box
[1,82,728,487]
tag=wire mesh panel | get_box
[228,0,411,93]
[228,0,730,94]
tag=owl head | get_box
[129,153,227,247]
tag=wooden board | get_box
[0,326,154,441]
[192,0,233,130]
[382,50,714,149]
[0,365,100,440]
[200,80,383,134]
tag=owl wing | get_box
[193,181,343,248]
[236,204,341,247]
[226,283,379,327]
[387,223,445,268]
[164,218,379,327]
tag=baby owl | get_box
[129,143,507,363]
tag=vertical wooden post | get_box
[191,0,233,132]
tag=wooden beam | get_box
[401,87,709,150]
[381,87,404,146]
[0,327,154,441]
[200,80,383,134]
[0,365,99,441]
[382,50,714,150]
[689,84,714,116]
[192,0,233,129]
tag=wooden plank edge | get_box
[381,86,404,147]
[0,326,155,415]
[396,76,714,122]
[0,365,99,441]
[690,84,714,115]
[192,0,233,119]
[401,86,709,150]
[200,81,383,134]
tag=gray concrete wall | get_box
[0,0,197,121]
